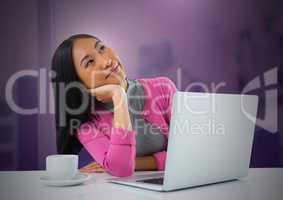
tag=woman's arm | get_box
[77,124,136,177]
[80,155,158,172]
[112,89,133,130]
[139,77,177,171]
[77,85,136,177]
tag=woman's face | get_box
[72,37,127,89]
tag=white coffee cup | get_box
[46,154,78,180]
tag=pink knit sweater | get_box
[76,76,177,177]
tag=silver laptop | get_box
[108,91,259,191]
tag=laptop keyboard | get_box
[137,177,164,185]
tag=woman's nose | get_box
[103,59,113,70]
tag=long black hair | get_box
[51,34,101,154]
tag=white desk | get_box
[0,168,282,200]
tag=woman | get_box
[51,34,177,177]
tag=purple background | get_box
[0,0,282,170]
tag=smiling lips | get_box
[105,62,120,79]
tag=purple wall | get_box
[0,0,282,170]
[0,0,39,170]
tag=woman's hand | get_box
[88,84,125,103]
[89,83,132,131]
[135,156,158,171]
[79,162,105,173]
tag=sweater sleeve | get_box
[153,151,167,170]
[76,122,136,177]
[152,77,177,171]
[159,76,178,124]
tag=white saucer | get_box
[40,172,91,186]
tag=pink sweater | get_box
[76,76,177,177]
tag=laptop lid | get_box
[163,91,259,191]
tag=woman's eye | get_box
[86,59,94,67]
[100,45,106,52]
